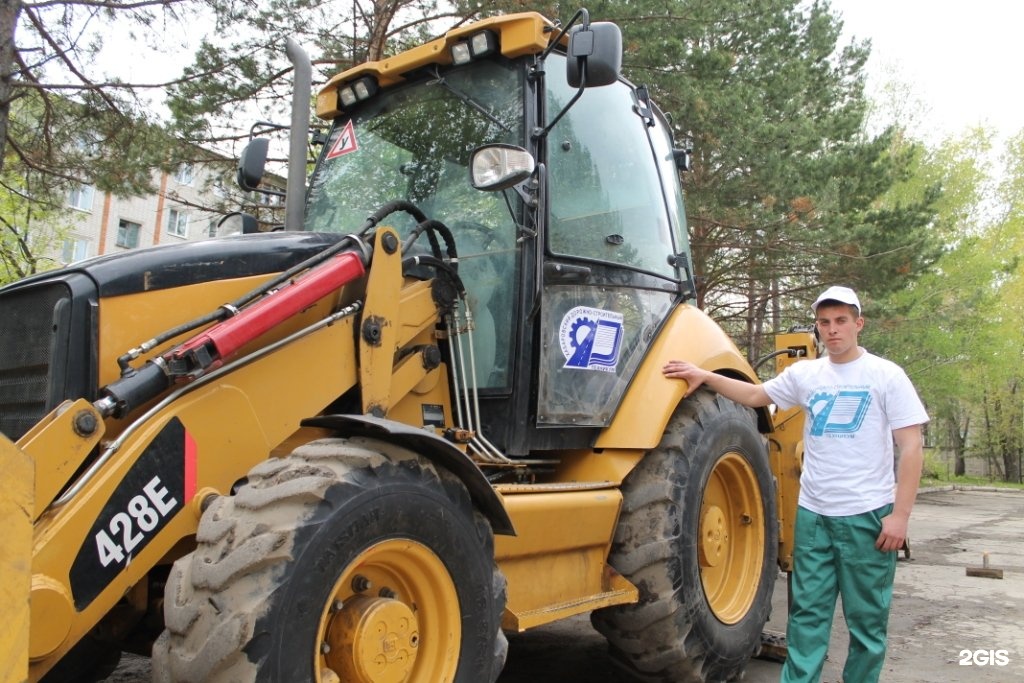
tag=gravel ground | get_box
[103,487,1024,682]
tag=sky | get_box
[828,0,1024,143]
[94,1,1024,146]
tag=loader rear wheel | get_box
[152,437,507,683]
[592,389,777,682]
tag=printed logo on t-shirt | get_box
[808,390,872,437]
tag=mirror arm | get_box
[249,120,287,138]
[668,252,697,300]
[540,7,590,60]
[532,63,587,140]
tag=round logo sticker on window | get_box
[558,306,624,372]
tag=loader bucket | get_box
[0,434,32,683]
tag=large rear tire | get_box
[592,389,777,682]
[152,436,507,683]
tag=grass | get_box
[919,449,1024,490]
[919,474,1024,490]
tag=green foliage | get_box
[0,85,189,280]
[0,0,201,278]
[0,160,69,282]
[165,0,473,147]
[1,92,93,281]
[867,127,1024,483]
[477,0,943,359]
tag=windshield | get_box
[305,60,525,390]
[306,60,524,236]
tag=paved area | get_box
[498,488,1024,682]
[106,488,1024,682]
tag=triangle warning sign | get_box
[326,120,359,159]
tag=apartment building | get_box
[59,159,269,265]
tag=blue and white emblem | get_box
[558,306,624,372]
[808,390,872,436]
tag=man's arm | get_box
[875,424,925,552]
[662,360,771,408]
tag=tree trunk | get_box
[953,412,968,477]
[366,0,402,61]
[0,0,23,175]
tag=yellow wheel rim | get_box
[698,452,765,624]
[315,539,461,683]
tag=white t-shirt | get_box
[762,348,929,517]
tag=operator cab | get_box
[247,11,696,456]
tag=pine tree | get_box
[0,0,208,278]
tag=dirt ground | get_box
[106,488,1024,682]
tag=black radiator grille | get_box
[0,282,74,440]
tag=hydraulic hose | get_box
[115,201,428,374]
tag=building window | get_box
[174,163,195,185]
[76,136,101,159]
[208,219,220,238]
[250,188,285,207]
[116,219,141,249]
[62,237,89,264]
[211,177,229,199]
[167,208,188,238]
[67,184,95,212]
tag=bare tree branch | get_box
[25,0,187,11]
[21,4,123,113]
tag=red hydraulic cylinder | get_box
[171,251,366,370]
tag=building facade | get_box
[59,160,277,265]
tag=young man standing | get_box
[662,286,928,683]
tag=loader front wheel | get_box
[152,437,507,683]
[592,389,777,682]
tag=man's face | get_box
[815,303,863,361]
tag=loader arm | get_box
[27,298,363,678]
[1,434,32,683]
[22,227,499,680]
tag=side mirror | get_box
[215,212,261,236]
[470,144,536,192]
[237,137,270,191]
[566,22,622,88]
[673,148,692,171]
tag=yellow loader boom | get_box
[1,434,32,683]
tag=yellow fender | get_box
[598,309,814,573]
[598,303,763,449]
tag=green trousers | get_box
[780,504,896,683]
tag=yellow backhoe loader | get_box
[0,9,815,682]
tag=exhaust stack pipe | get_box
[285,38,312,231]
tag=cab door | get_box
[533,61,687,443]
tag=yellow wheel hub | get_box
[698,452,765,625]
[316,539,460,683]
[327,595,419,682]
[699,504,727,568]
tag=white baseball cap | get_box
[811,286,861,314]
